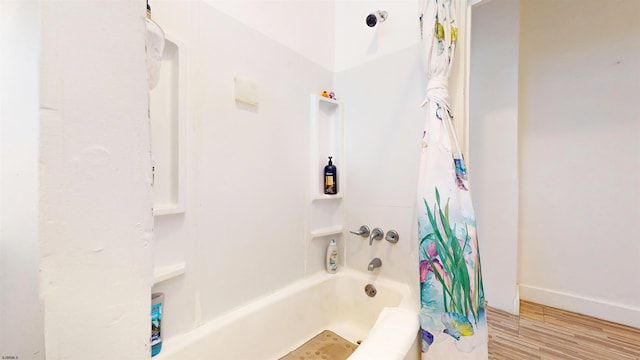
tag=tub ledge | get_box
[348,307,420,360]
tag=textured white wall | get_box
[0,1,44,359]
[518,0,640,327]
[39,1,154,358]
[469,0,520,314]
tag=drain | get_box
[364,284,377,297]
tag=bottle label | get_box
[329,251,338,271]
[151,302,162,346]
[325,175,336,194]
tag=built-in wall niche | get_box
[307,95,345,254]
[309,200,344,238]
[309,95,344,200]
[150,36,186,216]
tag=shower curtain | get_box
[417,0,487,358]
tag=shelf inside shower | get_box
[312,194,343,201]
[153,262,186,285]
[308,193,343,234]
[310,225,344,239]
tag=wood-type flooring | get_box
[487,301,640,360]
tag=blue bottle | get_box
[151,293,164,357]
[324,156,337,195]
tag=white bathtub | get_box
[155,269,420,360]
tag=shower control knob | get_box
[386,230,399,244]
[349,225,370,238]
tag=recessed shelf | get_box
[153,204,185,216]
[310,225,344,238]
[151,35,186,216]
[318,96,340,105]
[310,94,344,200]
[312,194,343,201]
[153,262,186,285]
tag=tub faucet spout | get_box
[368,258,382,271]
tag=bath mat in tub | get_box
[279,330,358,360]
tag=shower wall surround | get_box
[149,1,334,340]
[149,0,477,346]
[150,0,437,344]
[335,47,424,285]
[333,0,468,307]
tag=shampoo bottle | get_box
[151,293,164,357]
[324,156,337,195]
[326,239,339,274]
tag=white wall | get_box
[149,0,334,340]
[205,0,336,72]
[518,0,640,328]
[39,1,154,358]
[334,0,423,72]
[469,0,520,314]
[0,1,44,359]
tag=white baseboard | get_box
[519,284,640,328]
[512,286,520,314]
[485,290,520,315]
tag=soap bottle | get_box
[326,239,339,274]
[323,156,337,195]
[151,293,164,357]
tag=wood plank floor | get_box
[487,301,640,360]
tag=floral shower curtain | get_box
[417,0,487,358]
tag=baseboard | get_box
[512,286,520,314]
[519,284,640,329]
[485,289,520,315]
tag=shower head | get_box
[366,10,388,27]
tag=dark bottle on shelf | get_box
[324,156,338,195]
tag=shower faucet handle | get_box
[369,228,384,246]
[386,230,399,244]
[349,225,370,238]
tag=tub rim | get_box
[156,269,416,359]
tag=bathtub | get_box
[155,269,420,360]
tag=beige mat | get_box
[279,330,358,360]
